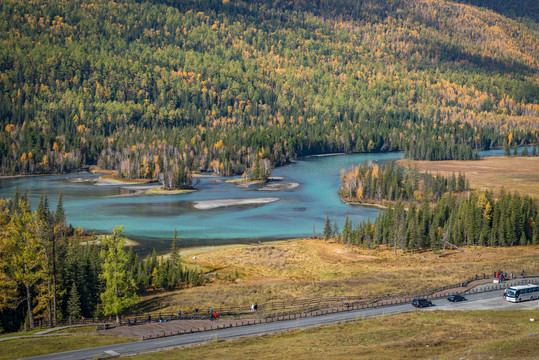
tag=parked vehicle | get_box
[412,298,432,307]
[447,294,466,302]
[505,284,539,302]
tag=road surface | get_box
[22,289,538,360]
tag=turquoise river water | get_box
[0,149,508,250]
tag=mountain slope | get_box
[0,0,537,178]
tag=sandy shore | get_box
[307,153,345,158]
[193,197,280,210]
[97,174,157,185]
[146,188,196,195]
[257,182,299,191]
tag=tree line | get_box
[0,193,205,332]
[340,161,469,205]
[329,164,538,253]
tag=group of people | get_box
[474,270,526,283]
[121,302,269,327]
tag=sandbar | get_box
[193,197,279,210]
[258,182,299,191]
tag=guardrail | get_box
[139,275,539,340]
[26,274,539,331]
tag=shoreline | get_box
[341,197,390,210]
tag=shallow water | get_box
[0,149,509,249]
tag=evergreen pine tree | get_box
[67,282,82,321]
[99,226,139,324]
[332,219,340,242]
[171,228,180,269]
[343,212,352,249]
[323,213,332,242]
[55,193,66,228]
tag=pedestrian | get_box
[213,312,217,319]
[475,274,478,281]
[483,273,486,279]
[128,318,131,326]
[178,310,182,318]
[81,316,85,323]
[510,272,513,279]
[195,308,198,315]
[147,314,151,322]
[254,303,258,311]
[250,304,254,312]
[134,316,137,325]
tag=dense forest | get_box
[332,163,538,252]
[0,0,538,184]
[0,194,205,332]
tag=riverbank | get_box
[340,198,390,209]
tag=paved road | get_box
[23,289,538,360]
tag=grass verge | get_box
[0,334,136,360]
[49,325,98,334]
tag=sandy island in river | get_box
[193,197,280,210]
[257,182,299,191]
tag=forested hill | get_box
[0,0,538,181]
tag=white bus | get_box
[505,284,539,302]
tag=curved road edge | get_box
[21,283,539,360]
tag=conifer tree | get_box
[67,282,81,322]
[323,213,332,242]
[99,226,138,324]
[343,213,352,248]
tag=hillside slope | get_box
[0,0,537,178]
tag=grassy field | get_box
[0,334,136,360]
[123,310,539,360]
[137,241,539,314]
[398,156,539,201]
[0,329,42,339]
[49,325,98,334]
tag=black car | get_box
[412,298,432,307]
[447,294,466,302]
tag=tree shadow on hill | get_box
[451,0,539,23]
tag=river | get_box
[0,149,509,251]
